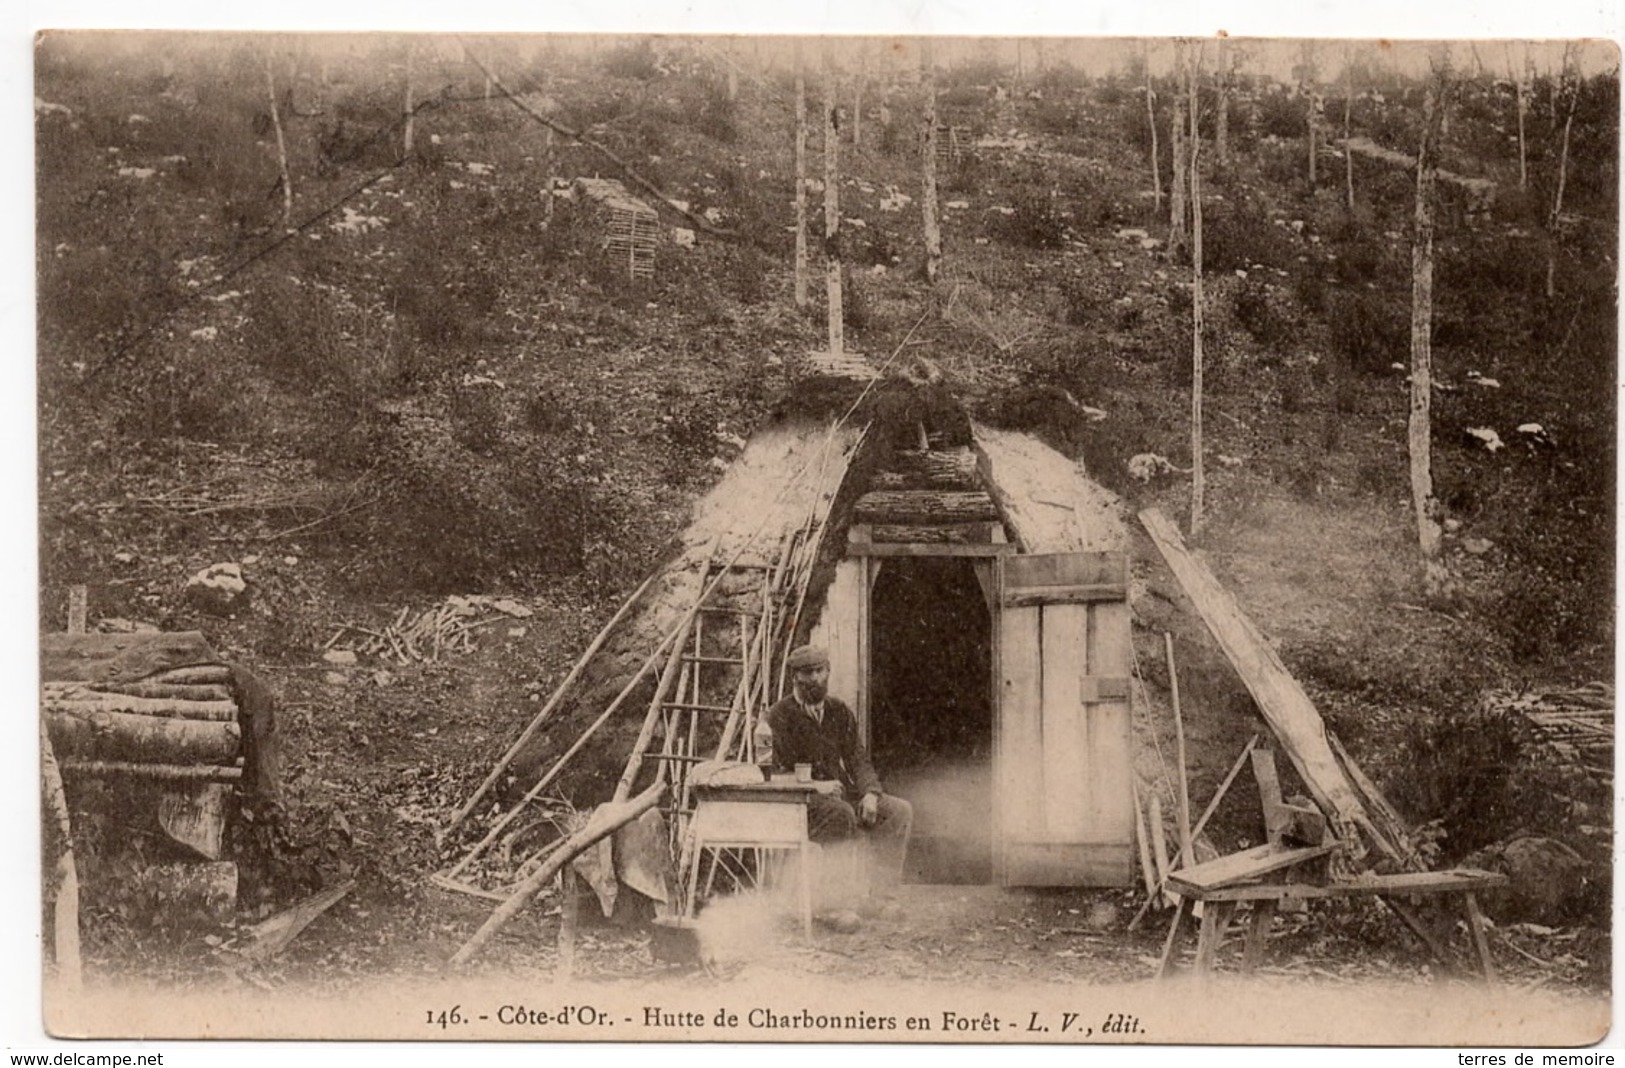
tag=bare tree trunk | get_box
[852,48,863,150]
[824,48,843,354]
[1188,49,1206,536]
[1169,75,1188,260]
[264,53,293,230]
[1547,75,1578,299]
[402,43,415,160]
[921,38,942,285]
[1514,43,1529,190]
[1214,36,1229,171]
[1410,58,1449,589]
[1344,50,1356,212]
[1307,94,1318,188]
[1145,43,1163,211]
[794,42,809,307]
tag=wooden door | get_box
[994,552,1134,886]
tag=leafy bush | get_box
[1231,278,1294,351]
[1385,709,1579,859]
[1326,289,1408,376]
[601,39,661,82]
[988,190,1069,250]
[1202,210,1296,272]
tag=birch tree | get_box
[794,40,809,307]
[824,47,844,354]
[1168,44,1188,260]
[1546,45,1580,299]
[921,37,943,284]
[1214,35,1229,171]
[1145,41,1163,211]
[1344,46,1356,212]
[1188,44,1206,535]
[1409,54,1451,589]
[264,48,293,230]
[1300,42,1319,189]
[402,41,416,160]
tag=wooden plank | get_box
[1193,900,1237,977]
[1149,794,1172,904]
[1156,897,1193,978]
[1002,552,1128,592]
[1252,748,1288,845]
[1242,899,1277,971]
[1167,633,1195,872]
[848,541,1015,558]
[868,522,999,544]
[1040,603,1089,841]
[1172,868,1509,903]
[1139,507,1408,865]
[1002,583,1128,607]
[1165,842,1338,894]
[1085,597,1135,856]
[997,598,1044,881]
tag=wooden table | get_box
[682,779,835,939]
[1158,860,1509,982]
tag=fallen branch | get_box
[448,780,665,967]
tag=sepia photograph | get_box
[21,6,1620,1056]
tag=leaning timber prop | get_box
[1139,508,1418,869]
[449,779,667,967]
[447,571,659,836]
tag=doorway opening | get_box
[868,555,994,884]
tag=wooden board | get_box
[1165,842,1338,895]
[1139,508,1410,866]
[808,558,861,709]
[1040,603,1089,841]
[1170,868,1509,903]
[997,593,1045,880]
[1085,597,1135,856]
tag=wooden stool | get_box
[683,782,816,939]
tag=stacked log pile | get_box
[40,632,277,916]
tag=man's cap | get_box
[786,644,830,671]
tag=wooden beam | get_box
[1139,507,1411,867]
[847,541,1015,558]
[1002,583,1127,607]
[868,522,999,544]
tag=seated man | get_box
[766,644,912,894]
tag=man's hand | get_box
[859,791,880,827]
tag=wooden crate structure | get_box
[935,125,973,167]
[573,177,658,279]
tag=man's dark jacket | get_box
[765,694,883,800]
